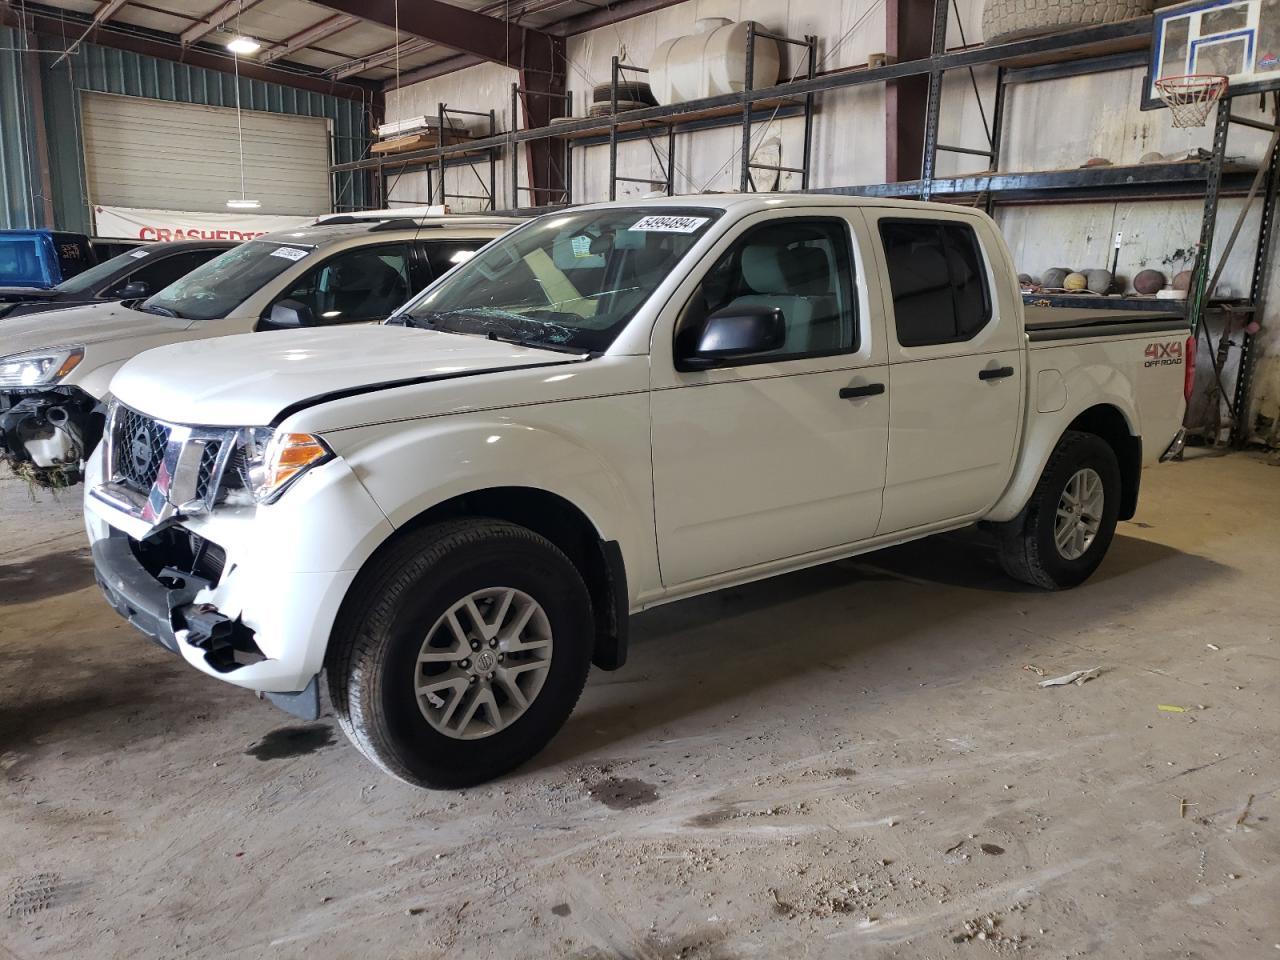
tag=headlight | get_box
[0,347,84,388]
[240,427,333,503]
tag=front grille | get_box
[196,440,222,502]
[110,407,232,505]
[114,408,171,493]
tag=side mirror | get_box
[119,280,149,298]
[679,304,785,370]
[262,298,315,330]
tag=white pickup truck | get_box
[84,195,1190,788]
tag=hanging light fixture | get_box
[225,0,261,211]
[226,36,261,55]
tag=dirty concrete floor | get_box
[1,454,1276,960]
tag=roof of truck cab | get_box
[256,216,523,247]
[557,193,985,215]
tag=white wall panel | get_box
[385,62,520,211]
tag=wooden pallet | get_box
[370,129,473,155]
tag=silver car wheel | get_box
[414,587,553,740]
[1054,467,1104,561]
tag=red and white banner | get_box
[93,205,314,242]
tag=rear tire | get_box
[326,518,594,789]
[997,431,1121,590]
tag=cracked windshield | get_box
[401,207,722,353]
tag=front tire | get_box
[997,431,1121,590]
[326,518,594,788]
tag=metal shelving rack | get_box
[556,25,817,201]
[329,12,1279,440]
[347,101,502,212]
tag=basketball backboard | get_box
[1144,0,1280,109]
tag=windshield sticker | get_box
[629,215,710,234]
[570,235,592,258]
[128,248,150,258]
[270,246,309,262]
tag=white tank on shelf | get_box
[649,18,780,106]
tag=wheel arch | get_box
[336,485,629,672]
[1065,404,1141,520]
[989,398,1141,523]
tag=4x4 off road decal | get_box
[1144,341,1184,368]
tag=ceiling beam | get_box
[551,0,685,36]
[308,0,555,70]
[92,0,131,27]
[331,37,436,79]
[341,0,570,85]
[1,5,380,103]
[390,0,687,87]
[180,0,265,46]
[260,13,359,64]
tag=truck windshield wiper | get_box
[406,307,582,352]
[137,302,184,319]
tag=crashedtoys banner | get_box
[94,206,314,242]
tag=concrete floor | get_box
[0,453,1276,960]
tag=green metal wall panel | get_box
[0,27,43,229]
[1,30,373,231]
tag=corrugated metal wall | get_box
[0,27,43,229]
[0,27,374,232]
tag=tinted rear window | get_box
[879,219,992,347]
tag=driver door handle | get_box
[979,366,1015,381]
[839,383,886,399]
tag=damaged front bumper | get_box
[91,530,323,720]
[83,441,394,718]
[0,387,103,486]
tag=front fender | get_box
[986,362,1140,523]
[325,394,659,598]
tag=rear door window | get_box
[879,219,992,347]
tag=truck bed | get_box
[1023,306,1189,343]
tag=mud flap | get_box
[263,675,321,721]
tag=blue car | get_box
[0,230,97,290]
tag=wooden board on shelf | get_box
[370,129,473,155]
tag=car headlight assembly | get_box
[0,347,84,388]
[240,427,333,504]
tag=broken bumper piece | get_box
[91,534,320,720]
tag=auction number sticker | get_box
[128,248,151,259]
[270,246,310,261]
[629,215,710,234]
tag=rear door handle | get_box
[839,383,886,399]
[979,366,1015,381]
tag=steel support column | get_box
[886,0,938,183]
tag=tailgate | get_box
[1024,305,1189,343]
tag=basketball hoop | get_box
[1155,74,1229,128]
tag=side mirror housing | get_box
[262,298,315,330]
[118,280,149,299]
[679,304,785,370]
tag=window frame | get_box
[673,216,860,371]
[877,217,994,349]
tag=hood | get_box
[0,301,188,357]
[110,324,584,427]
